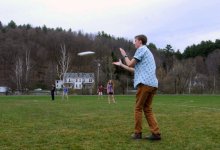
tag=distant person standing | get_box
[62,86,69,100]
[51,84,56,100]
[97,84,104,100]
[107,80,116,104]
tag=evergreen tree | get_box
[147,43,157,51]
[183,40,220,58]
[0,21,3,29]
[7,20,17,29]
[174,50,182,60]
[42,25,47,33]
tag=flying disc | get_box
[78,51,95,56]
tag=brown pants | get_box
[135,84,160,134]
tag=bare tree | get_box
[169,58,196,94]
[102,56,115,81]
[24,49,32,90]
[15,57,23,92]
[206,49,220,94]
[56,44,71,83]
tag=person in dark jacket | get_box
[51,84,56,100]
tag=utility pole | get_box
[97,63,100,85]
[189,76,192,94]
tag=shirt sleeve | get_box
[133,47,145,62]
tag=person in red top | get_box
[97,84,104,100]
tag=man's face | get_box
[133,38,142,48]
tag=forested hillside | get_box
[0,20,219,94]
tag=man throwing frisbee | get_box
[113,34,161,140]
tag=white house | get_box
[55,73,95,89]
[55,80,63,89]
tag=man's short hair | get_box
[135,35,147,45]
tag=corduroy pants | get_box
[135,84,160,135]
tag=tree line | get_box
[0,20,219,94]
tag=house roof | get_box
[64,73,94,79]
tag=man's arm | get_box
[120,48,136,67]
[124,57,136,67]
[112,59,134,72]
[121,63,134,72]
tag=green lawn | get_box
[0,95,220,150]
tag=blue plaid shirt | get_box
[133,45,158,88]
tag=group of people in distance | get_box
[97,80,116,104]
[50,84,68,101]
[50,79,116,104]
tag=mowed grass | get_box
[0,95,220,150]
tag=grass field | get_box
[0,95,220,150]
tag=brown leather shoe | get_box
[145,134,161,141]
[131,132,142,140]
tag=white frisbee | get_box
[78,51,95,56]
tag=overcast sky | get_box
[1,0,220,52]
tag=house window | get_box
[69,79,71,82]
[57,81,58,83]
[76,84,77,88]
[76,79,78,82]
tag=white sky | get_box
[1,0,220,52]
